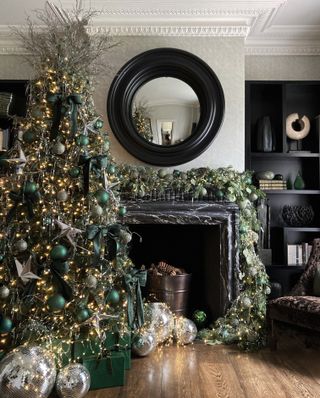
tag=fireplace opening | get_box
[128,223,223,324]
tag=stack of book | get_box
[287,243,312,266]
[258,179,287,190]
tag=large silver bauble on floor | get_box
[56,363,91,398]
[144,302,174,343]
[0,345,56,398]
[132,330,157,357]
[174,317,198,345]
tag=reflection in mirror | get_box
[132,77,200,146]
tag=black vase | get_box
[256,116,273,152]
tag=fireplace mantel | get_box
[123,201,240,319]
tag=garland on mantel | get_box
[117,165,270,350]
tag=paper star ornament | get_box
[15,256,41,284]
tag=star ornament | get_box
[15,257,41,285]
[82,312,119,340]
[5,144,27,174]
[54,220,83,247]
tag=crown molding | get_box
[245,42,320,56]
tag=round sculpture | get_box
[286,113,310,140]
[144,302,174,343]
[282,205,314,227]
[132,330,157,357]
[0,345,56,398]
[56,363,90,398]
[174,317,197,345]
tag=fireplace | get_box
[123,201,240,323]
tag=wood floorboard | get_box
[51,340,320,398]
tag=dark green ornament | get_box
[173,169,181,177]
[23,130,37,144]
[239,224,249,234]
[24,181,37,194]
[69,167,81,178]
[95,189,110,205]
[107,164,116,175]
[50,244,68,261]
[106,289,120,305]
[76,134,89,146]
[118,206,127,217]
[47,294,66,311]
[244,176,252,185]
[215,190,224,200]
[76,308,90,322]
[0,317,13,333]
[94,119,104,129]
[0,255,4,263]
[192,310,207,326]
[294,172,305,190]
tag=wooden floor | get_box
[85,340,320,398]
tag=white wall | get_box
[0,37,245,171]
[245,55,320,81]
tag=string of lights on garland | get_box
[0,1,144,372]
[117,165,270,350]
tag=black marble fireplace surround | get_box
[123,201,240,322]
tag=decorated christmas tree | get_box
[0,2,143,395]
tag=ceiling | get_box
[1,0,320,55]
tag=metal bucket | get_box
[146,273,192,316]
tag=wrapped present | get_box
[83,352,125,389]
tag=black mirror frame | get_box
[107,48,225,166]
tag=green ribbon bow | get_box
[86,225,109,263]
[79,154,108,196]
[67,93,82,135]
[6,190,40,223]
[123,268,147,329]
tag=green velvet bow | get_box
[67,93,82,135]
[6,190,40,222]
[86,225,109,262]
[47,92,82,139]
[123,268,147,329]
[79,154,108,196]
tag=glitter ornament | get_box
[91,205,103,217]
[14,239,28,252]
[57,190,68,201]
[55,363,90,398]
[52,142,65,155]
[0,286,10,299]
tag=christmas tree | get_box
[0,1,143,370]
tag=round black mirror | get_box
[107,48,225,166]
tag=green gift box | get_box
[83,352,125,390]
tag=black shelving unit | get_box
[246,80,320,293]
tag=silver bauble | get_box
[57,190,68,202]
[56,363,90,398]
[119,230,132,244]
[14,239,28,252]
[85,275,98,289]
[144,302,174,343]
[132,330,157,357]
[174,317,197,345]
[0,286,10,299]
[0,345,56,398]
[91,205,103,217]
[52,142,66,155]
[242,296,252,308]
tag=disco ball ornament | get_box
[0,345,56,398]
[132,330,157,357]
[174,317,197,345]
[56,363,90,398]
[144,302,174,343]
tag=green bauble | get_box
[23,130,37,143]
[239,224,248,234]
[103,140,110,151]
[0,317,13,333]
[24,181,37,194]
[76,134,89,146]
[0,255,4,263]
[294,172,305,190]
[118,206,127,216]
[47,294,66,311]
[50,244,68,261]
[107,164,116,175]
[245,176,252,185]
[192,310,207,326]
[158,169,166,178]
[95,189,110,205]
[76,308,90,323]
[106,289,120,305]
[215,190,224,200]
[69,167,81,178]
[94,119,104,129]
